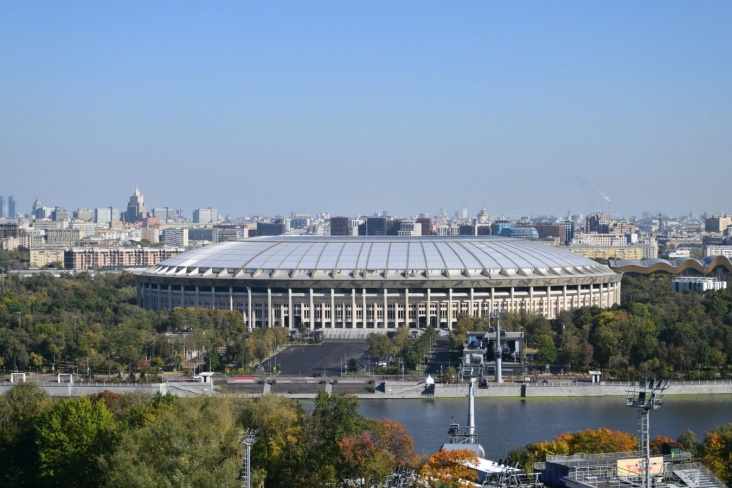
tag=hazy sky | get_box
[2,2,731,219]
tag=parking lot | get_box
[263,336,453,378]
[265,340,373,377]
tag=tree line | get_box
[448,274,732,380]
[0,383,425,487]
[0,271,287,378]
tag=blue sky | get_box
[2,2,731,219]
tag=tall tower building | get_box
[0,196,5,218]
[8,196,15,219]
[125,187,146,223]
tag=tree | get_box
[507,428,637,472]
[106,396,241,488]
[368,332,394,363]
[35,395,118,487]
[701,424,732,484]
[420,449,479,487]
[239,394,306,487]
[443,366,458,383]
[0,383,52,487]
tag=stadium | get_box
[136,236,621,330]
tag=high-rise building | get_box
[416,217,433,236]
[193,207,217,224]
[73,208,94,221]
[359,217,387,236]
[124,187,146,223]
[51,207,70,221]
[0,196,4,218]
[153,207,175,223]
[330,217,350,236]
[162,228,189,247]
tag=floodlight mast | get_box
[625,379,669,488]
[490,311,506,384]
[239,429,258,488]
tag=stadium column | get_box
[267,288,272,327]
[589,284,594,307]
[247,287,253,331]
[211,287,215,310]
[404,289,409,329]
[351,288,357,328]
[382,289,387,329]
[309,289,315,330]
[598,283,604,308]
[546,286,551,318]
[157,284,162,311]
[288,289,294,330]
[490,287,494,315]
[168,285,173,311]
[529,287,534,314]
[362,288,367,328]
[469,288,474,319]
[427,288,431,328]
[510,287,515,314]
[195,286,200,307]
[563,285,568,310]
[229,286,233,311]
[448,288,453,330]
[330,289,335,329]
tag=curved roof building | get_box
[137,236,621,330]
[610,256,732,275]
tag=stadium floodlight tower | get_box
[490,310,506,383]
[239,429,258,488]
[626,379,669,488]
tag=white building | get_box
[672,277,727,293]
[193,208,218,224]
[162,228,189,247]
[704,245,732,259]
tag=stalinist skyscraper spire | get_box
[124,186,146,223]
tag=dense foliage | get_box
[367,325,438,373]
[506,425,732,484]
[0,384,418,487]
[469,273,732,379]
[0,271,289,376]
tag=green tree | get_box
[35,395,118,487]
[368,332,394,363]
[0,383,53,487]
[106,396,241,488]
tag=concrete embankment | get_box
[3,379,732,399]
[372,380,732,399]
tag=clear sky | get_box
[1,2,731,219]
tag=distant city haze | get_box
[1,2,731,218]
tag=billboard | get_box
[617,457,664,476]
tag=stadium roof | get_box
[144,236,618,281]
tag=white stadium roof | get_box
[143,236,617,282]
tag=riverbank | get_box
[3,378,732,398]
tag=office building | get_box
[193,207,218,224]
[162,228,189,247]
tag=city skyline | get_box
[0,187,725,222]
[2,2,731,218]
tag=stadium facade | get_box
[136,236,622,330]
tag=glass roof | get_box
[158,236,615,277]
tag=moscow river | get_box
[357,395,732,459]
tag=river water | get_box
[357,395,732,460]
